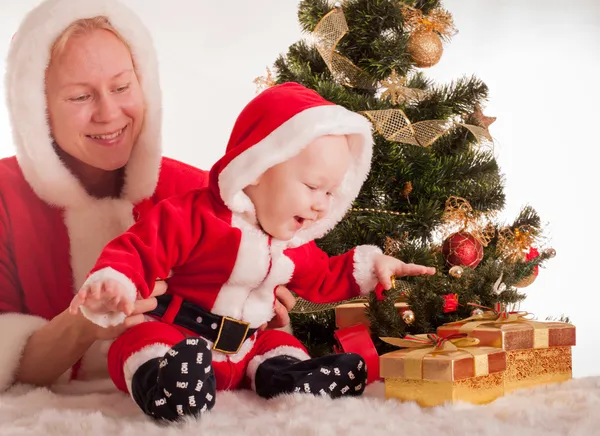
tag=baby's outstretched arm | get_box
[284,241,435,304]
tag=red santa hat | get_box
[210,82,374,246]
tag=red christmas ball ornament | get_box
[442,294,459,313]
[442,231,484,268]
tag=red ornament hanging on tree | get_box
[442,293,459,313]
[439,197,494,270]
[442,231,484,268]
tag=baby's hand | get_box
[373,254,436,290]
[69,278,135,319]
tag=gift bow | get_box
[380,333,491,380]
[443,303,551,349]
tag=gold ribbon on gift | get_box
[380,333,491,380]
[443,305,551,349]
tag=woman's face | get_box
[45,29,144,174]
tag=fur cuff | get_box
[0,313,48,391]
[123,343,171,395]
[78,267,138,328]
[246,346,310,392]
[353,245,383,296]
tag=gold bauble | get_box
[402,309,415,325]
[514,273,537,288]
[471,308,484,318]
[449,265,464,278]
[406,29,443,68]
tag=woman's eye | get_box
[114,84,129,93]
[69,94,90,102]
[305,184,317,190]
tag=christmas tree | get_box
[255,0,555,357]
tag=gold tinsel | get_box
[440,196,495,247]
[496,225,538,263]
[400,5,458,41]
[290,280,413,314]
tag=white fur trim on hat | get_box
[5,0,162,208]
[0,313,49,391]
[78,267,138,327]
[218,105,373,246]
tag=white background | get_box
[1,0,599,378]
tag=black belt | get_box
[148,294,257,354]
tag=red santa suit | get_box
[80,82,383,420]
[0,0,208,393]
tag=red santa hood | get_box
[209,82,374,247]
[5,0,162,207]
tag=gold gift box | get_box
[380,346,506,407]
[437,320,575,393]
[335,301,408,330]
[437,320,576,351]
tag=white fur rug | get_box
[0,377,598,436]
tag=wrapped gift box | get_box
[335,301,408,330]
[437,316,575,393]
[379,335,506,407]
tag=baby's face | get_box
[244,135,351,241]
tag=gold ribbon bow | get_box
[380,333,490,380]
[443,305,551,349]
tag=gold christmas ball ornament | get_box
[471,308,484,318]
[406,29,443,68]
[402,310,415,325]
[449,265,464,278]
[514,273,537,288]
[545,248,556,258]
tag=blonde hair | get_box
[51,16,131,59]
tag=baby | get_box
[70,82,435,421]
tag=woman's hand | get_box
[260,286,296,330]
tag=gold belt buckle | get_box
[212,316,251,354]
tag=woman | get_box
[0,0,294,393]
